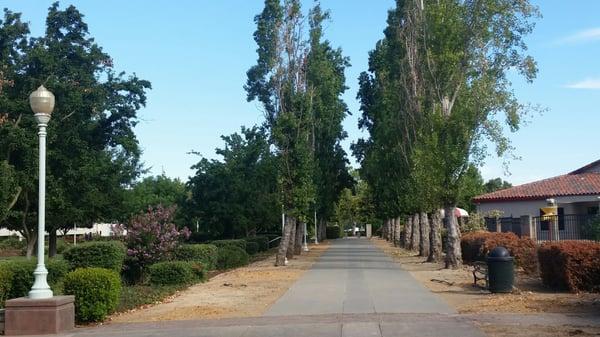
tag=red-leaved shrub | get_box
[461,231,538,274]
[538,241,600,292]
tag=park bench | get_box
[472,261,488,289]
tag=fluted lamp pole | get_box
[28,85,55,299]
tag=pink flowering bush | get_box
[119,205,190,279]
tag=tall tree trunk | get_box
[444,206,462,269]
[398,217,405,247]
[319,219,326,242]
[394,217,402,246]
[391,218,396,245]
[48,228,57,258]
[382,219,388,240]
[287,217,297,259]
[419,212,430,257]
[26,236,37,259]
[294,221,304,255]
[403,216,412,248]
[276,216,294,266]
[410,213,420,251]
[427,210,443,262]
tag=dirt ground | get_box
[109,243,329,322]
[372,237,600,337]
[477,324,600,337]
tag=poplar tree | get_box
[356,0,539,268]
[247,1,351,265]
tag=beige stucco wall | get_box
[476,194,600,217]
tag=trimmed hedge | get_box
[245,236,269,252]
[0,258,70,300]
[217,246,249,270]
[0,267,13,307]
[63,241,126,272]
[211,239,247,251]
[538,241,600,292]
[326,226,340,239]
[245,242,259,255]
[63,268,122,323]
[148,261,204,286]
[173,244,218,270]
[461,231,538,274]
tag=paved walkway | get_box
[40,238,487,337]
[266,237,455,316]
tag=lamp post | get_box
[302,222,309,252]
[28,85,54,299]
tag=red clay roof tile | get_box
[473,173,600,203]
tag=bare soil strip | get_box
[109,242,329,322]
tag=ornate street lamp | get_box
[28,85,55,299]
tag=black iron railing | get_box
[532,214,600,242]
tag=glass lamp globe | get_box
[29,85,55,123]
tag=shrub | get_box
[173,244,218,270]
[63,241,126,272]
[461,231,538,274]
[245,242,259,255]
[47,258,70,284]
[187,232,213,244]
[0,258,72,300]
[538,241,600,292]
[63,268,122,323]
[211,239,246,251]
[0,267,13,307]
[56,240,70,254]
[245,236,269,252]
[216,246,249,270]
[120,205,191,273]
[0,237,25,250]
[326,226,340,239]
[118,285,181,312]
[580,217,600,241]
[148,261,204,286]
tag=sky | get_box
[3,0,599,186]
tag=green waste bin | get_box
[486,246,514,293]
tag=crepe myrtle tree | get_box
[117,205,190,274]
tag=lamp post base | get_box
[4,296,75,336]
[28,288,54,300]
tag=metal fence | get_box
[531,214,600,242]
[484,217,522,236]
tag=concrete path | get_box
[36,238,488,337]
[266,237,455,316]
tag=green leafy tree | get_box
[356,0,539,268]
[0,4,150,257]
[184,126,279,239]
[484,178,512,193]
[247,0,347,265]
[306,5,354,240]
[124,175,186,219]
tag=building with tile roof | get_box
[473,160,600,241]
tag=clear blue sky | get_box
[4,1,600,186]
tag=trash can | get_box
[486,246,514,293]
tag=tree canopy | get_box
[0,3,150,256]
